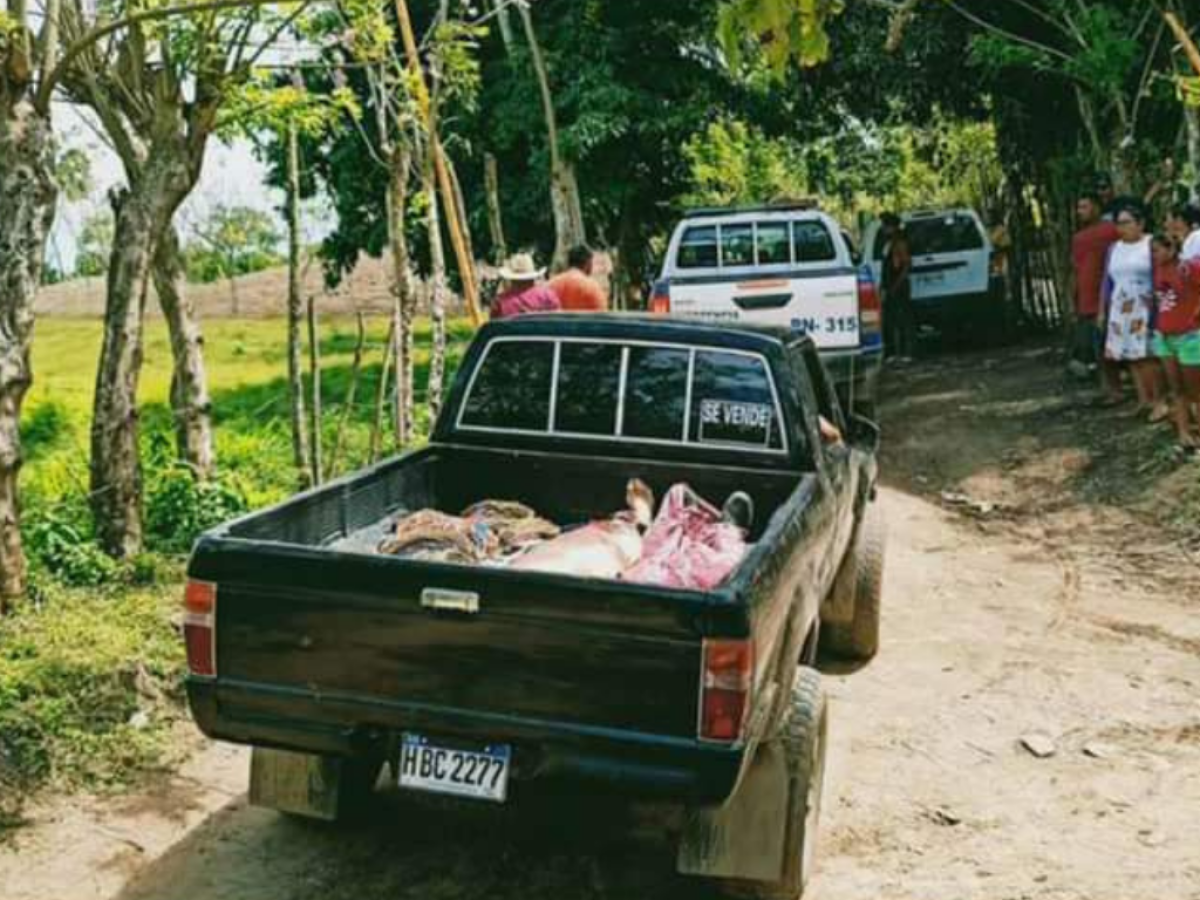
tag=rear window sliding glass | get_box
[677,226,718,269]
[689,351,784,450]
[554,343,622,435]
[460,340,554,431]
[721,224,755,267]
[756,222,791,265]
[459,340,788,454]
[623,346,690,441]
[793,221,836,263]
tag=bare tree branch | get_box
[39,0,296,110]
[944,0,1075,65]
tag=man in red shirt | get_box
[490,253,562,320]
[1071,192,1120,393]
[547,245,608,312]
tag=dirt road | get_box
[3,345,1199,900]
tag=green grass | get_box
[25,317,474,510]
[2,315,473,826]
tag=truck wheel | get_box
[823,503,886,661]
[726,667,828,900]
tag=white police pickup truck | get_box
[652,204,883,418]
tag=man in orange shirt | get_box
[548,245,608,312]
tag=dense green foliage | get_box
[0,582,185,829]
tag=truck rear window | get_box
[873,213,985,258]
[457,339,787,455]
[676,219,836,270]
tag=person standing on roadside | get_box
[881,213,915,360]
[490,252,562,320]
[548,245,609,312]
[1102,203,1163,416]
[1166,203,1200,264]
[1070,192,1120,382]
[1150,234,1200,455]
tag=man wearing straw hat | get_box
[491,252,562,320]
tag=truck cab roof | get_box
[483,313,814,353]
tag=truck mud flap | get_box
[676,738,789,881]
[249,747,349,821]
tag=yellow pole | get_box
[393,0,482,326]
[1165,12,1200,77]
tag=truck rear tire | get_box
[724,667,828,899]
[823,502,885,661]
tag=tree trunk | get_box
[424,161,449,422]
[1075,87,1107,174]
[491,0,515,50]
[517,3,586,271]
[483,152,507,262]
[153,223,215,480]
[91,154,190,559]
[287,123,313,486]
[446,156,478,282]
[370,321,395,462]
[307,293,323,486]
[226,272,240,317]
[0,99,56,606]
[1186,103,1200,204]
[327,311,365,478]
[386,145,416,447]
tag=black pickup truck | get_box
[183,315,885,898]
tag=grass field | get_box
[1,315,473,826]
[25,316,474,507]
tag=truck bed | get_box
[227,445,798,550]
[188,445,814,793]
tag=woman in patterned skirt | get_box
[1102,203,1165,417]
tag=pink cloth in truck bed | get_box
[622,485,747,591]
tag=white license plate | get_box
[398,734,511,803]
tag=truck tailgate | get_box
[669,270,860,349]
[199,545,728,740]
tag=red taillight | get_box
[184,580,217,678]
[858,276,881,331]
[699,639,754,742]
[649,281,671,315]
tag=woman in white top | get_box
[1103,203,1162,413]
[1167,203,1200,263]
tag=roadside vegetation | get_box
[0,317,471,831]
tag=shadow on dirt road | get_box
[114,788,708,900]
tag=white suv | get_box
[862,208,1005,338]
